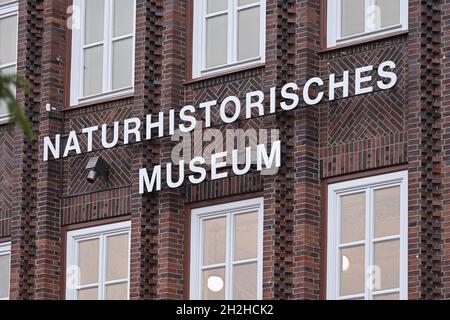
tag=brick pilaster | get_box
[33,0,67,299]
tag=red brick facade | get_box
[0,0,448,300]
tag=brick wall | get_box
[442,0,450,300]
[1,0,449,300]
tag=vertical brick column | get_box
[262,0,291,299]
[405,0,422,300]
[416,0,442,299]
[129,0,163,300]
[440,0,450,299]
[155,0,187,299]
[9,0,43,300]
[33,0,67,299]
[291,0,321,299]
[263,0,279,300]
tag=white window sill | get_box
[190,59,265,83]
[322,29,409,53]
[70,87,134,108]
[0,115,11,125]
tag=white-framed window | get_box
[190,197,263,300]
[326,171,408,300]
[192,0,266,79]
[65,221,131,300]
[70,0,136,106]
[0,0,18,124]
[327,0,408,48]
[0,242,11,300]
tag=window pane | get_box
[83,45,103,97]
[207,0,227,14]
[84,0,104,44]
[202,268,225,299]
[373,292,399,300]
[238,0,259,6]
[375,0,400,29]
[77,287,98,300]
[206,14,227,68]
[237,6,260,62]
[0,15,18,65]
[234,212,258,261]
[78,239,99,285]
[113,0,133,37]
[340,193,365,243]
[340,245,365,297]
[0,66,15,116]
[374,186,400,238]
[202,217,226,265]
[112,37,133,90]
[0,254,10,299]
[105,282,128,300]
[374,240,400,291]
[106,233,129,281]
[233,262,257,300]
[341,0,365,37]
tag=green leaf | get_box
[0,72,34,141]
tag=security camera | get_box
[85,156,109,183]
[45,103,56,112]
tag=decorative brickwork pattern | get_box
[260,0,296,299]
[129,0,163,300]
[319,38,408,178]
[33,0,68,299]
[441,0,450,300]
[405,0,423,300]
[0,125,15,238]
[418,0,442,299]
[9,0,43,299]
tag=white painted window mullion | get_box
[228,0,235,65]
[366,187,373,300]
[225,211,233,300]
[77,0,85,102]
[335,193,341,299]
[336,0,342,43]
[364,0,370,33]
[99,234,105,300]
[400,173,408,300]
[103,0,112,93]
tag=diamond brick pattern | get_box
[0,128,15,238]
[319,37,408,178]
[325,44,406,146]
[63,103,134,195]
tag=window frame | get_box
[0,241,11,300]
[65,221,131,300]
[70,0,136,107]
[189,197,264,300]
[0,0,19,124]
[192,0,266,79]
[326,0,408,48]
[326,171,408,300]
